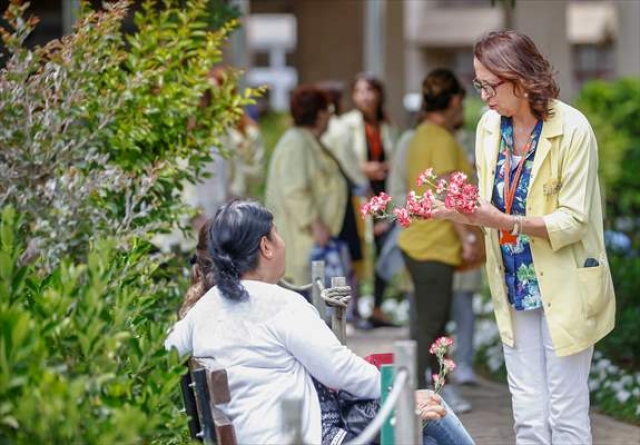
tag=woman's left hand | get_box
[432,198,507,231]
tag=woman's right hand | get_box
[362,161,388,181]
[311,220,331,247]
[415,390,447,421]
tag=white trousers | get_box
[503,308,593,445]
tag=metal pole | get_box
[330,276,347,345]
[311,260,327,320]
[62,0,81,35]
[502,0,515,30]
[229,0,249,90]
[394,340,420,444]
[364,0,386,78]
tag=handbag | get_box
[313,377,380,445]
[310,238,352,282]
[337,390,380,443]
[455,225,486,272]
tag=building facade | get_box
[4,0,639,123]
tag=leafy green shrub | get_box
[0,206,188,443]
[575,78,640,238]
[598,253,640,369]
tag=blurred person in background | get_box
[194,68,265,224]
[450,127,484,387]
[341,72,399,329]
[398,69,483,413]
[320,80,369,188]
[433,30,615,444]
[153,67,262,253]
[265,85,361,288]
[388,104,484,387]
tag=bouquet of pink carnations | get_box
[418,337,457,429]
[360,168,479,228]
[429,336,457,393]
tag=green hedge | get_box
[0,207,189,443]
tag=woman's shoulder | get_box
[339,109,364,128]
[477,108,501,132]
[550,99,591,131]
[243,280,310,304]
[414,121,456,144]
[272,128,311,154]
[186,286,221,314]
[241,281,316,320]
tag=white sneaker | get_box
[440,384,472,414]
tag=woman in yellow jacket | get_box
[434,31,615,444]
[265,86,360,286]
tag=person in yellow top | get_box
[433,31,615,444]
[398,69,482,392]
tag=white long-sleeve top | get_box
[165,280,381,445]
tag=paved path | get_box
[346,326,640,445]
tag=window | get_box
[435,0,493,8]
[573,44,614,89]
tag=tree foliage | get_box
[0,0,252,268]
[0,0,253,442]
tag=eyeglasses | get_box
[472,78,506,98]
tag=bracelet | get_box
[509,215,523,236]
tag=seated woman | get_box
[165,199,475,445]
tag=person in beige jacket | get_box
[265,85,358,286]
[339,73,399,328]
[433,31,615,445]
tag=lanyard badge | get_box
[499,230,518,246]
[499,139,532,246]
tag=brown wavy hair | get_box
[352,72,388,123]
[290,85,330,127]
[473,30,559,120]
[178,219,215,319]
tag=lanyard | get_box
[503,138,533,216]
[499,124,539,245]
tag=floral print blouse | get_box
[492,117,543,311]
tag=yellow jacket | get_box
[265,127,348,285]
[475,100,615,357]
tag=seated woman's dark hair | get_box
[208,200,274,301]
[422,68,465,113]
[290,85,330,127]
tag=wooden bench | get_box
[181,357,238,445]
